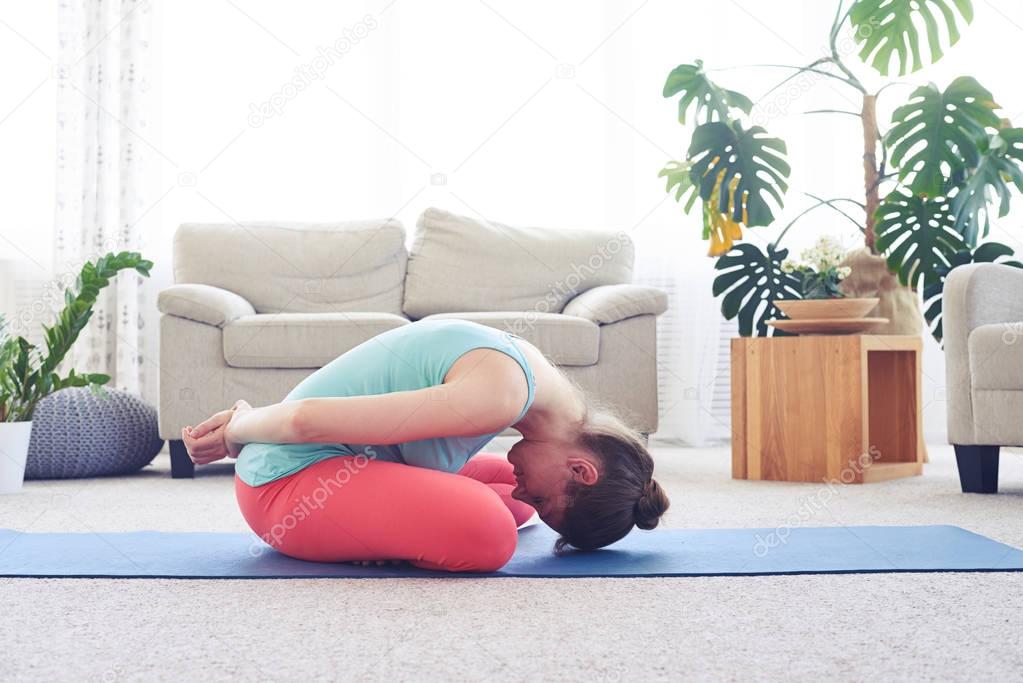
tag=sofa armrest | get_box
[562,284,668,324]
[944,263,1023,444]
[157,284,255,327]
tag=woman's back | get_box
[234,319,536,486]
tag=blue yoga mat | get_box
[1,525,1021,578]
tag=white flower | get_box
[800,236,846,271]
[837,266,852,279]
[781,259,796,273]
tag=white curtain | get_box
[54,0,156,402]
[633,232,726,446]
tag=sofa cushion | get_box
[968,322,1023,390]
[223,313,410,368]
[422,312,600,366]
[403,207,634,318]
[174,220,408,315]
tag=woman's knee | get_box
[448,495,519,572]
[405,482,520,572]
[475,524,518,572]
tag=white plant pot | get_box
[0,421,32,494]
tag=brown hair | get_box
[553,391,670,553]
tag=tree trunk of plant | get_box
[843,93,924,338]
[861,93,880,253]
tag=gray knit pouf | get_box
[25,387,164,479]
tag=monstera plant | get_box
[660,0,1023,340]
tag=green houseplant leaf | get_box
[0,316,18,422]
[922,241,1022,342]
[687,120,791,227]
[658,159,699,212]
[662,60,754,125]
[886,76,1001,197]
[875,189,966,289]
[850,0,974,76]
[949,128,1023,245]
[713,242,802,336]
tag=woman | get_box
[181,318,669,572]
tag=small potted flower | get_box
[774,237,878,321]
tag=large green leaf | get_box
[922,241,1022,343]
[658,159,699,212]
[713,243,802,337]
[850,0,974,76]
[886,77,1000,197]
[687,120,790,227]
[949,128,1023,245]
[663,60,753,125]
[874,189,966,289]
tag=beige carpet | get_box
[2,441,1022,682]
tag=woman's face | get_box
[506,439,599,530]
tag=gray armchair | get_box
[943,262,1023,492]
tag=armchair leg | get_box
[953,445,999,494]
[169,439,195,479]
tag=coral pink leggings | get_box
[235,453,535,572]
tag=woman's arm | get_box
[222,350,529,447]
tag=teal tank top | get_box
[234,318,537,487]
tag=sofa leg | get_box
[953,445,999,494]
[169,439,195,479]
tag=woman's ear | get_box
[566,457,599,486]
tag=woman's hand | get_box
[181,400,251,465]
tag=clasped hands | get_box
[181,399,252,465]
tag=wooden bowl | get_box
[774,297,879,321]
[768,317,889,335]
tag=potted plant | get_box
[0,252,152,493]
[770,236,879,330]
[660,0,1023,340]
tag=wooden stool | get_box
[731,335,925,484]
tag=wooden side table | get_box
[731,335,925,484]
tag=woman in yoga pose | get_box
[181,318,669,572]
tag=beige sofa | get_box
[157,207,668,477]
[944,262,1023,493]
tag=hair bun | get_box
[634,478,669,530]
